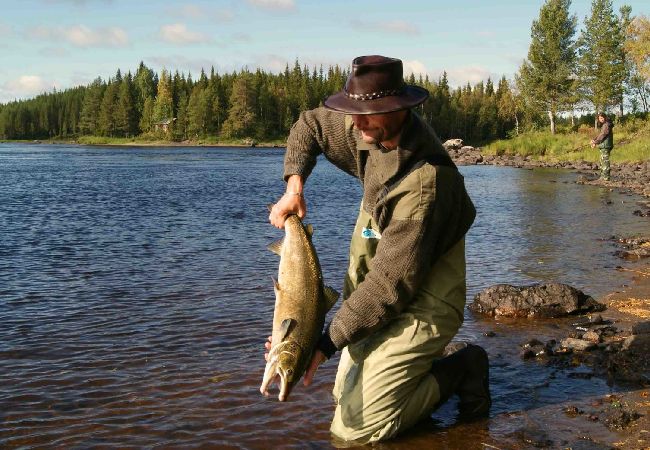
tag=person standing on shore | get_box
[591,112,614,181]
[266,55,491,444]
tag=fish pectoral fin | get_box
[279,318,296,341]
[267,238,284,255]
[304,224,314,237]
[267,203,275,213]
[323,285,340,311]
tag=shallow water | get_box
[0,144,647,448]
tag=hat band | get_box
[344,85,404,101]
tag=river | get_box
[0,144,648,448]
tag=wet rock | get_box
[516,427,553,448]
[483,331,496,337]
[470,283,605,318]
[622,334,650,353]
[521,348,537,359]
[563,405,583,417]
[613,236,650,260]
[582,331,601,343]
[561,338,597,352]
[605,409,642,430]
[632,321,650,335]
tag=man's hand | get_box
[269,175,306,229]
[269,193,306,229]
[303,350,327,386]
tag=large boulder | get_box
[470,283,605,318]
[443,138,464,150]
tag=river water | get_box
[0,144,647,448]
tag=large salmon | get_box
[260,212,338,401]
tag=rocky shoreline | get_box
[440,138,650,447]
[443,138,650,201]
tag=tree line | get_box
[1,0,648,143]
[0,60,523,144]
[517,0,650,134]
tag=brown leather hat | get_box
[323,55,429,115]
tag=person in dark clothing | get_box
[591,112,614,181]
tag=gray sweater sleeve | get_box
[283,107,358,181]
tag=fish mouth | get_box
[260,362,292,401]
[276,367,291,402]
[259,347,293,402]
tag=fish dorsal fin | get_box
[304,224,314,237]
[279,318,295,341]
[267,238,284,255]
[323,285,340,311]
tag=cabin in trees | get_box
[153,118,176,133]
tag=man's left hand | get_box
[303,350,327,386]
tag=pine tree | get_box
[139,97,154,133]
[79,77,105,135]
[98,78,119,136]
[115,73,137,137]
[175,91,189,140]
[577,0,627,121]
[518,0,578,134]
[153,69,174,125]
[187,85,210,137]
[222,73,256,139]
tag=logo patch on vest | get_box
[361,227,381,240]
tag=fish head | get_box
[276,341,304,401]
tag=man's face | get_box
[598,115,606,124]
[351,110,407,145]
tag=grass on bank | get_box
[74,134,286,147]
[483,117,650,163]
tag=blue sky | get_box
[0,0,647,103]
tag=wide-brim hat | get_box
[323,55,429,115]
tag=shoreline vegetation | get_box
[2,111,649,157]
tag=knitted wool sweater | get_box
[284,107,476,355]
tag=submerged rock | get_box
[470,283,605,318]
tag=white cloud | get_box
[403,60,428,77]
[25,25,128,47]
[444,65,495,86]
[159,23,211,45]
[247,0,295,11]
[1,75,58,102]
[351,19,420,36]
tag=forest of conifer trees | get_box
[0,60,520,144]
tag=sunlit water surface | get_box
[0,144,647,448]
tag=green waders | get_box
[599,147,611,181]
[330,205,467,443]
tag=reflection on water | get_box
[0,144,647,448]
